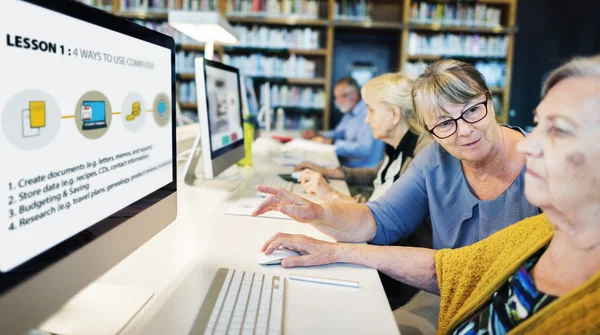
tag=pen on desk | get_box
[289,274,360,288]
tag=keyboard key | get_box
[256,321,268,330]
[203,270,284,335]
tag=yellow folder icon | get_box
[29,101,46,128]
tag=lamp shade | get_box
[168,11,238,44]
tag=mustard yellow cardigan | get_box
[435,213,600,335]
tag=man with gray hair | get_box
[302,76,384,168]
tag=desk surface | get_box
[85,134,400,335]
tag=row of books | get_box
[410,2,502,27]
[75,0,113,11]
[227,0,320,19]
[233,25,321,50]
[407,33,508,58]
[136,20,322,51]
[333,0,374,21]
[119,0,219,12]
[179,81,198,104]
[405,61,506,88]
[271,113,319,130]
[118,0,177,12]
[259,83,325,108]
[222,54,317,78]
[176,51,203,74]
[181,0,219,11]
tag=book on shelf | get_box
[119,0,176,13]
[260,83,325,109]
[222,54,317,79]
[334,0,373,21]
[75,0,113,11]
[407,32,508,58]
[410,2,502,28]
[227,0,319,19]
[233,25,321,50]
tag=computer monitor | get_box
[184,58,245,182]
[81,101,107,130]
[0,1,177,333]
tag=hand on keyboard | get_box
[251,185,322,224]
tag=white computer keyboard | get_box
[202,269,285,335]
[256,177,293,197]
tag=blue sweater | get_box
[365,125,541,249]
[323,100,384,168]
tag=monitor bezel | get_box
[0,0,177,296]
[201,58,245,160]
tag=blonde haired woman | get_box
[295,72,430,204]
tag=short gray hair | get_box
[412,59,490,130]
[335,76,360,92]
[542,55,600,97]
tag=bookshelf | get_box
[226,17,329,26]
[95,0,517,128]
[333,20,403,30]
[400,0,518,122]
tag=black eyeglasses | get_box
[427,96,489,139]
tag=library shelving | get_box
[84,0,518,128]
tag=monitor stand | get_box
[38,283,153,335]
[181,134,244,192]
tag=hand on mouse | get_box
[251,185,323,223]
[261,233,340,268]
[299,169,339,202]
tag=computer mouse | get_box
[291,171,302,180]
[256,249,301,265]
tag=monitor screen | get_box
[0,0,176,295]
[203,60,244,158]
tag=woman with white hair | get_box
[295,72,429,204]
[260,55,600,334]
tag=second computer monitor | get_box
[194,58,245,179]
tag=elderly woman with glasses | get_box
[253,59,538,252]
[257,55,600,334]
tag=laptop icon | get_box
[81,101,107,130]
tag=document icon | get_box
[29,101,46,128]
[22,109,40,138]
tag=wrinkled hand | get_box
[251,185,322,223]
[294,161,323,173]
[299,169,338,201]
[261,233,340,268]
[301,129,316,139]
[311,136,331,144]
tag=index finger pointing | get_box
[251,195,280,216]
